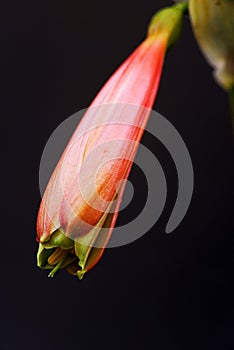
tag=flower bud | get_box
[36,3,187,280]
[189,0,234,90]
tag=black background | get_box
[1,0,233,349]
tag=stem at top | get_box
[148,2,188,48]
[229,86,234,140]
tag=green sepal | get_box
[37,243,55,269]
[77,269,86,280]
[74,209,110,276]
[41,228,74,249]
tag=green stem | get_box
[229,86,234,140]
[48,252,69,278]
[147,2,188,48]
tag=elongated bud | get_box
[36,3,188,280]
[148,2,187,48]
[189,0,234,91]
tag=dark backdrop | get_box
[1,1,233,349]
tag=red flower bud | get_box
[36,3,186,279]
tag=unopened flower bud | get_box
[189,0,234,90]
